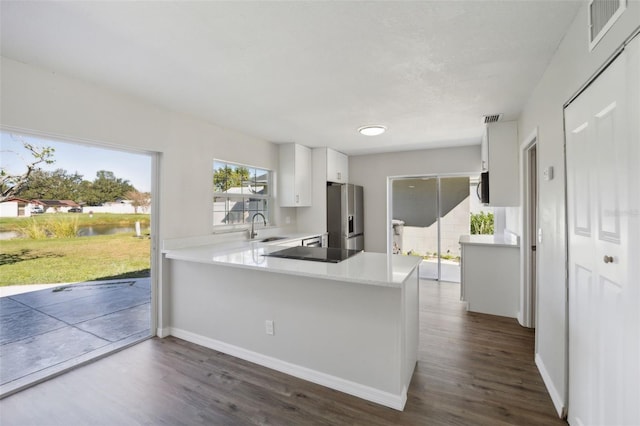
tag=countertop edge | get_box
[459,234,520,248]
[164,249,421,289]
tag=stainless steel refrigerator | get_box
[327,183,364,250]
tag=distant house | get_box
[83,200,147,214]
[0,197,42,217]
[34,199,81,213]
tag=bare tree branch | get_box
[0,138,55,201]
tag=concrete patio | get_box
[0,278,151,397]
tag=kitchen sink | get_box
[260,236,288,243]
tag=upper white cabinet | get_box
[279,143,312,207]
[296,147,348,234]
[483,121,519,206]
[480,131,489,171]
[326,148,348,184]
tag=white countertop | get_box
[162,231,321,251]
[459,234,520,248]
[163,242,421,288]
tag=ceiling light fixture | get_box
[358,125,386,136]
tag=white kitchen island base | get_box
[165,250,420,411]
[459,234,520,318]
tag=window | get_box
[213,160,271,228]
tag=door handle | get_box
[603,255,614,264]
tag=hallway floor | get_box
[0,280,565,425]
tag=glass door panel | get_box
[438,177,470,283]
[391,175,471,282]
[392,177,439,280]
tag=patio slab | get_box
[0,309,67,345]
[0,326,110,384]
[9,280,137,309]
[76,303,150,342]
[0,278,151,395]
[0,298,31,316]
[35,286,149,325]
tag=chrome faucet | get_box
[250,212,266,239]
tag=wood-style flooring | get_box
[0,280,565,425]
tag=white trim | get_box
[535,353,565,418]
[150,151,161,337]
[386,176,393,256]
[156,327,171,338]
[169,327,408,411]
[518,128,538,328]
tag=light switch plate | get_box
[543,166,554,181]
[265,320,274,335]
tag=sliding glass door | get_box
[391,175,470,282]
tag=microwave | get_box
[477,171,490,204]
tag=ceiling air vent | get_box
[589,0,626,51]
[483,114,502,124]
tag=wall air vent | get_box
[589,0,626,51]
[482,114,502,124]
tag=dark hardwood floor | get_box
[0,280,565,425]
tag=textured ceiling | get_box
[0,1,582,155]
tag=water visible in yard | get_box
[0,224,150,240]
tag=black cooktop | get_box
[263,246,361,263]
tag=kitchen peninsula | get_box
[163,239,421,410]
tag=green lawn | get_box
[0,213,150,233]
[0,233,151,286]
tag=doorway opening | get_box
[389,175,477,283]
[0,130,157,397]
[519,130,538,328]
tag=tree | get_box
[0,139,55,201]
[213,166,249,192]
[470,211,494,235]
[125,189,151,213]
[18,169,84,200]
[84,170,134,206]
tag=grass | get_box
[0,233,150,286]
[0,213,150,233]
[15,216,81,239]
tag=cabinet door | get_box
[294,144,312,206]
[279,143,311,207]
[327,148,348,183]
[480,127,489,171]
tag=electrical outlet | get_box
[265,320,275,335]
[285,216,291,224]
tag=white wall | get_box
[349,145,481,253]
[0,56,298,330]
[518,2,640,415]
[0,201,19,217]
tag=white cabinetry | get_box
[296,147,348,234]
[460,235,519,318]
[482,121,518,206]
[326,148,348,183]
[279,143,311,207]
[480,130,489,171]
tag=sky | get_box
[0,131,151,192]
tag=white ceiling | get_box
[0,1,582,155]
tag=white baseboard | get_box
[169,327,407,411]
[535,353,565,417]
[156,327,171,338]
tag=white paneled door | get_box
[565,35,639,426]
